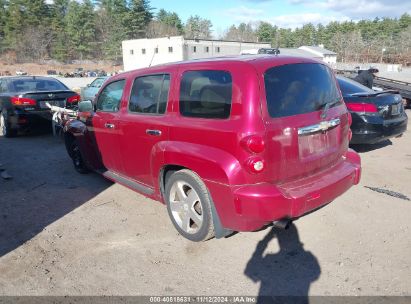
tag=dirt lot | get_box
[0,111,410,297]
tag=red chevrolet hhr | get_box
[64,55,361,241]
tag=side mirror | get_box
[86,84,91,87]
[78,100,93,112]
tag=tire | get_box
[0,111,17,138]
[165,169,215,242]
[69,140,89,174]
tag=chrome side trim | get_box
[298,118,341,136]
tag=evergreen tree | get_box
[256,22,274,43]
[399,13,411,29]
[65,0,96,60]
[0,0,7,52]
[157,10,183,35]
[125,0,153,39]
[50,0,70,61]
[4,0,26,50]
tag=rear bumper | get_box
[216,150,361,232]
[350,113,408,144]
[9,110,52,131]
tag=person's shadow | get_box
[244,224,321,304]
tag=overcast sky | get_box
[150,0,411,35]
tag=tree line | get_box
[244,14,411,64]
[0,0,215,63]
[0,0,411,64]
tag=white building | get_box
[298,46,337,66]
[122,36,270,71]
[278,48,322,61]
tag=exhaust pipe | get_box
[272,219,291,230]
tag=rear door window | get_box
[264,63,342,118]
[129,74,170,114]
[180,70,232,119]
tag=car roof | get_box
[2,76,62,82]
[112,55,324,80]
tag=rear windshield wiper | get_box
[318,98,342,119]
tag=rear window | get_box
[9,78,68,93]
[337,76,374,95]
[180,70,232,119]
[264,63,341,118]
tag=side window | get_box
[96,80,125,112]
[129,74,170,114]
[0,80,8,93]
[179,70,232,119]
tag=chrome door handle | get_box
[146,129,162,136]
[105,123,115,129]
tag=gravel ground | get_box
[0,111,410,297]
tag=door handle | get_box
[105,123,115,129]
[146,129,162,136]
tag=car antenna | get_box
[149,45,158,67]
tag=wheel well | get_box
[160,165,187,198]
[64,132,76,157]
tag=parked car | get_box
[0,76,81,137]
[337,76,408,144]
[80,76,109,102]
[73,68,84,77]
[64,56,361,241]
[15,70,28,76]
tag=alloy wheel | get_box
[168,180,204,234]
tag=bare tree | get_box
[16,26,53,61]
[146,20,180,38]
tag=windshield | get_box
[264,63,342,118]
[9,78,68,93]
[337,76,374,96]
[90,78,106,88]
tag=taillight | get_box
[11,96,36,106]
[241,135,265,154]
[67,94,81,103]
[346,103,378,113]
[246,157,265,174]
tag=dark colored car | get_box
[258,48,280,55]
[337,76,408,144]
[0,76,81,137]
[64,56,361,242]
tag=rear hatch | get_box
[262,62,350,183]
